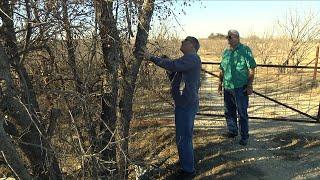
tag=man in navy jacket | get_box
[138,36,201,178]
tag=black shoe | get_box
[224,132,238,138]
[239,139,248,146]
[176,169,196,179]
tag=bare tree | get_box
[0,0,192,178]
[95,1,121,173]
[117,0,155,178]
[61,0,83,93]
[245,31,276,65]
[94,0,155,178]
[278,10,320,67]
[0,1,62,179]
[0,45,32,180]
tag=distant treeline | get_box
[208,33,226,39]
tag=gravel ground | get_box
[192,117,320,180]
[130,117,320,180]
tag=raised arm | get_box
[150,54,199,72]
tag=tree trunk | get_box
[95,0,123,173]
[0,44,62,179]
[0,115,32,180]
[116,0,155,178]
[0,0,40,112]
[62,0,83,93]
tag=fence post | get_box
[313,45,319,82]
[318,102,320,122]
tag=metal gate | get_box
[199,62,320,124]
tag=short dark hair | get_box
[186,36,200,52]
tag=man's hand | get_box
[244,85,253,95]
[161,55,169,59]
[136,49,152,60]
[218,83,223,96]
[218,70,223,96]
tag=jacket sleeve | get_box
[150,54,198,72]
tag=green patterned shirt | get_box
[219,43,257,89]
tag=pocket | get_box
[236,60,246,71]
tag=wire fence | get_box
[199,62,320,123]
[133,62,320,123]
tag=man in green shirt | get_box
[218,30,257,146]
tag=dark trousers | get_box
[174,105,197,173]
[223,87,249,140]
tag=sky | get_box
[154,0,320,38]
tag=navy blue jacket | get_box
[150,53,201,109]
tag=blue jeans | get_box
[174,105,197,173]
[224,87,249,140]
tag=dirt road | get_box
[130,117,320,179]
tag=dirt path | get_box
[192,117,320,179]
[130,117,320,179]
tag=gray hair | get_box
[228,29,240,37]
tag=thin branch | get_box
[1,151,22,180]
[0,7,13,21]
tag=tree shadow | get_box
[131,118,320,179]
[137,123,266,179]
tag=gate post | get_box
[317,102,320,122]
[313,45,319,83]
